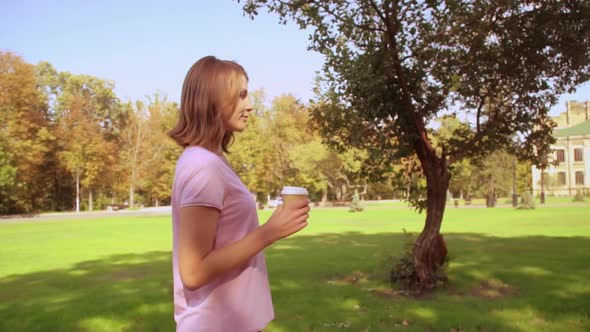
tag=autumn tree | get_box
[228,90,271,199]
[241,0,590,289]
[230,93,311,201]
[139,95,182,207]
[0,52,54,213]
[54,72,122,211]
[264,94,311,192]
[117,94,181,208]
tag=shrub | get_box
[349,190,364,212]
[390,230,449,295]
[517,191,535,210]
[573,190,585,202]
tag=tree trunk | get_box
[540,169,545,204]
[88,190,93,211]
[321,187,328,207]
[360,184,368,200]
[75,168,80,213]
[129,183,134,208]
[486,175,495,208]
[413,147,450,288]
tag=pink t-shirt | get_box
[171,146,274,332]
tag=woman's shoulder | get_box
[177,146,225,173]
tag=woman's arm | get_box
[179,199,310,290]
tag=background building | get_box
[532,101,590,196]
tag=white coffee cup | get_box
[280,186,309,208]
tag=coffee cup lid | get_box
[281,186,308,195]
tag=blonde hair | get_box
[168,56,248,153]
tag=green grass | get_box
[1,206,589,331]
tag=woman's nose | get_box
[246,99,254,112]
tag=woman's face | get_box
[225,77,253,133]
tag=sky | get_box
[1,0,588,116]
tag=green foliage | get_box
[518,191,536,210]
[0,145,17,212]
[241,0,590,213]
[390,155,427,212]
[390,230,449,295]
[446,146,531,200]
[230,92,371,202]
[230,94,312,197]
[435,108,533,203]
[54,72,122,211]
[120,95,181,208]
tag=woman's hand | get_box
[261,198,311,245]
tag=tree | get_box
[349,189,364,212]
[516,160,532,195]
[228,90,271,199]
[472,150,513,207]
[120,95,178,208]
[437,116,473,199]
[0,143,17,213]
[229,90,369,204]
[54,73,122,212]
[34,61,75,212]
[0,52,54,213]
[140,95,182,207]
[241,0,590,289]
[231,94,311,200]
[265,94,311,192]
[290,137,368,203]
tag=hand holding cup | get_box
[261,186,310,244]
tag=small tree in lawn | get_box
[240,0,590,290]
[518,190,536,210]
[573,190,585,202]
[349,189,364,212]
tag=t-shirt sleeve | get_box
[179,160,225,210]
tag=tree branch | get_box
[321,3,385,33]
[476,93,486,134]
[447,91,494,164]
[369,0,434,157]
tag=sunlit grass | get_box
[1,205,589,331]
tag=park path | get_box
[1,201,589,223]
[0,206,172,223]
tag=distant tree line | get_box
[0,51,533,214]
[0,51,179,214]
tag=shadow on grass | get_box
[266,233,590,331]
[0,251,173,332]
[1,233,589,331]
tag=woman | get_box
[168,56,310,331]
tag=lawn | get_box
[1,204,589,331]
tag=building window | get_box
[558,172,566,186]
[575,171,584,185]
[556,149,565,163]
[574,148,583,162]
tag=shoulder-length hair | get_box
[168,56,248,153]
